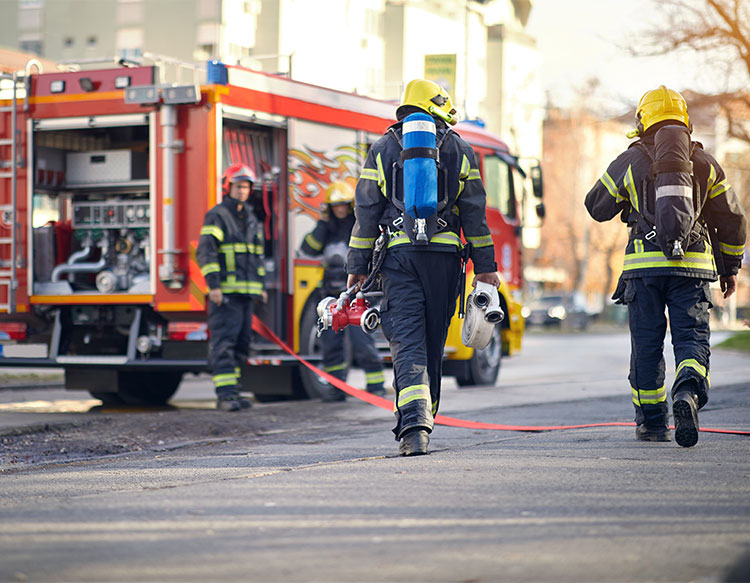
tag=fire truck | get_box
[0,58,543,404]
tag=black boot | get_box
[635,424,671,442]
[673,390,699,447]
[398,428,430,456]
[322,386,346,402]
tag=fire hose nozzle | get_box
[360,307,381,334]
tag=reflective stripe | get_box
[219,242,262,254]
[656,185,692,199]
[600,171,624,203]
[676,358,709,382]
[224,246,236,273]
[376,153,387,197]
[623,250,715,272]
[200,225,224,242]
[709,178,729,199]
[634,239,644,254]
[323,363,346,373]
[467,234,493,248]
[219,281,264,294]
[719,241,745,256]
[387,231,461,248]
[403,119,436,134]
[366,371,385,384]
[350,236,376,249]
[304,233,324,252]
[201,262,220,276]
[360,168,379,181]
[213,373,236,388]
[631,385,667,405]
[457,154,471,198]
[397,384,431,408]
[622,167,637,209]
[707,164,717,190]
[467,168,481,180]
[257,265,266,276]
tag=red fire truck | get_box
[0,59,543,404]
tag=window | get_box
[482,155,513,218]
[87,36,98,47]
[63,37,74,48]
[116,27,143,61]
[19,34,43,56]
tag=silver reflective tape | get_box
[403,120,436,134]
[656,185,692,199]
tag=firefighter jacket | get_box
[585,134,747,279]
[347,120,497,275]
[197,195,265,297]
[301,212,355,256]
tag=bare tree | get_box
[632,0,750,143]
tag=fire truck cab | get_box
[0,59,542,404]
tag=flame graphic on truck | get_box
[288,144,368,219]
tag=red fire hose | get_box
[251,317,750,437]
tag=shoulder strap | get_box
[215,204,242,241]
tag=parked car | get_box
[522,294,592,330]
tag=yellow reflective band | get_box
[223,247,236,273]
[350,236,376,249]
[200,225,224,242]
[719,241,745,256]
[430,232,460,246]
[676,358,708,379]
[623,251,715,271]
[220,242,254,253]
[634,239,644,254]
[708,164,717,189]
[323,363,346,373]
[304,233,324,252]
[360,168,379,181]
[201,262,220,276]
[376,153,387,197]
[387,233,411,247]
[219,281,264,294]
[460,154,471,179]
[599,171,622,202]
[397,384,431,408]
[709,179,729,199]
[213,373,236,388]
[366,371,385,383]
[257,266,266,276]
[234,367,241,377]
[631,385,667,405]
[623,165,638,209]
[467,168,481,180]
[467,234,493,248]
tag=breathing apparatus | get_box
[316,284,381,336]
[461,281,505,350]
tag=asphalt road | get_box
[0,330,749,583]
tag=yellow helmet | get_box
[398,79,458,126]
[325,181,354,205]
[628,85,690,138]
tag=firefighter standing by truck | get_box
[585,86,747,447]
[197,164,267,411]
[346,79,500,456]
[300,182,386,402]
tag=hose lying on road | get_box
[252,317,750,437]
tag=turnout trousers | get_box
[379,249,461,439]
[621,276,712,428]
[207,295,254,399]
[319,325,385,392]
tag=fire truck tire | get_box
[296,293,335,400]
[107,372,183,405]
[455,325,502,387]
[89,392,125,406]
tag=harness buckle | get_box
[437,217,447,230]
[644,229,657,241]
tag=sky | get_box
[526,0,724,115]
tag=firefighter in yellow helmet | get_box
[585,86,746,446]
[300,181,386,401]
[347,79,499,456]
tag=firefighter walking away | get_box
[347,79,500,456]
[197,164,267,411]
[585,86,747,447]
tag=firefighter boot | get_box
[673,388,699,448]
[216,389,252,412]
[398,428,430,456]
[635,424,671,442]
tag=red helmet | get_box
[222,163,256,195]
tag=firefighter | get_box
[300,182,386,402]
[197,163,267,411]
[346,79,500,456]
[585,86,747,447]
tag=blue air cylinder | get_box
[402,112,438,218]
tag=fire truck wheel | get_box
[296,293,335,400]
[104,372,183,405]
[455,325,502,387]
